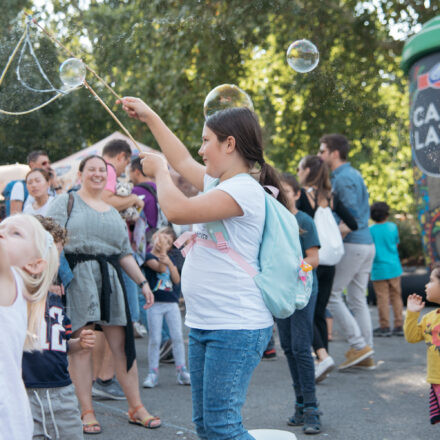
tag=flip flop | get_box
[128,405,161,429]
[81,409,102,435]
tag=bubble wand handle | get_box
[23,11,122,101]
[83,80,140,150]
[0,26,27,87]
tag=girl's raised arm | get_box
[118,97,205,191]
[140,153,242,225]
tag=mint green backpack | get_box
[174,178,313,319]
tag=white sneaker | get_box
[177,367,191,386]
[143,371,159,388]
[315,356,335,383]
[133,322,147,338]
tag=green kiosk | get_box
[401,16,440,267]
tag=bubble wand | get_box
[21,11,140,150]
[23,10,122,101]
[82,80,140,150]
[0,17,64,115]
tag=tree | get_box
[1,0,438,213]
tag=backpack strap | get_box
[173,231,258,277]
[263,185,279,199]
[135,182,158,228]
[65,193,74,228]
[136,182,157,198]
[174,175,258,276]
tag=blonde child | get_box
[404,264,440,425]
[142,227,190,387]
[23,216,96,438]
[0,214,59,439]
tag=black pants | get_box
[312,265,336,353]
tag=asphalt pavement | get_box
[93,306,437,440]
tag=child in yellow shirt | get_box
[404,264,440,425]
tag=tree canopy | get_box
[0,0,438,213]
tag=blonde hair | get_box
[2,214,60,351]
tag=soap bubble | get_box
[286,40,319,73]
[204,84,254,118]
[59,58,86,88]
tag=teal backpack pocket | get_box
[254,192,313,318]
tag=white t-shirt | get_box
[181,173,273,330]
[10,181,56,212]
[10,180,27,206]
[23,196,54,216]
[0,268,33,440]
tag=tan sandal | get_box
[81,409,102,435]
[128,404,161,429]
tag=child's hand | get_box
[117,97,155,123]
[406,294,425,313]
[139,152,168,178]
[79,329,96,350]
[141,283,154,310]
[158,253,171,266]
[50,284,64,296]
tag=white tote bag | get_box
[314,206,344,266]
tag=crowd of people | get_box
[0,97,439,440]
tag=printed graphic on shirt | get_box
[40,305,71,353]
[154,267,173,292]
[426,322,440,353]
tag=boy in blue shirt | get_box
[370,202,404,337]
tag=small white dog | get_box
[116,181,139,222]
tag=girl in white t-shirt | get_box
[120,97,287,439]
[23,168,54,216]
[0,214,60,440]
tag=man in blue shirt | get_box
[318,134,375,370]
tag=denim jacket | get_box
[58,250,74,288]
[331,163,373,244]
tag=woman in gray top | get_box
[48,155,161,433]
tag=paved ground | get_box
[93,306,438,439]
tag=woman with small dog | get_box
[47,155,161,434]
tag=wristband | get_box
[138,280,148,289]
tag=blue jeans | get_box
[276,290,317,406]
[189,327,272,440]
[122,269,139,323]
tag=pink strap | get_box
[264,185,279,199]
[174,232,258,277]
[173,231,197,258]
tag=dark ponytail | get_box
[205,107,288,208]
[259,162,288,208]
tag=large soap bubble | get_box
[286,40,319,73]
[59,58,86,88]
[204,84,254,118]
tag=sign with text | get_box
[410,53,440,176]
